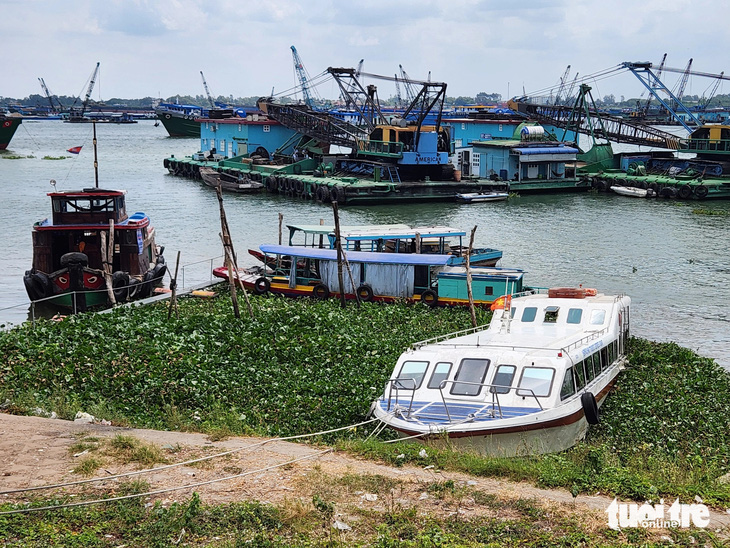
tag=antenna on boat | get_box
[92,121,99,188]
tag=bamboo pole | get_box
[331,200,347,308]
[100,219,116,305]
[466,225,478,328]
[167,250,181,319]
[216,184,253,318]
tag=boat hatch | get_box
[544,306,559,323]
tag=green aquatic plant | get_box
[42,155,68,160]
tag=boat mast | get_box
[93,122,99,188]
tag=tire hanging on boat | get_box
[312,283,330,299]
[357,285,374,302]
[420,289,438,307]
[695,185,709,199]
[253,277,271,295]
[581,392,600,425]
[112,271,131,302]
[677,185,693,200]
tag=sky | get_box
[3,0,729,104]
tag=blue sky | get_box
[3,0,727,103]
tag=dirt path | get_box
[1,413,729,534]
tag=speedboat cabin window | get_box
[590,309,606,325]
[517,367,555,398]
[544,305,559,323]
[566,308,583,324]
[450,358,490,396]
[521,307,537,322]
[490,365,516,394]
[560,368,576,400]
[395,361,429,390]
[427,362,452,390]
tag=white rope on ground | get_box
[0,415,386,496]
[0,448,333,516]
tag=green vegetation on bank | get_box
[1,292,729,510]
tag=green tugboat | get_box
[0,114,22,150]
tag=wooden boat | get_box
[23,187,166,312]
[215,244,524,307]
[455,191,509,203]
[372,288,631,456]
[199,167,264,193]
[610,185,648,198]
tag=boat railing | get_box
[437,380,543,423]
[382,377,419,414]
[410,324,491,350]
[560,326,609,354]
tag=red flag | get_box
[67,146,83,154]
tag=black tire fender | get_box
[111,271,130,302]
[695,185,709,199]
[581,391,600,425]
[253,277,271,295]
[357,284,374,302]
[420,289,438,307]
[60,252,89,268]
[312,283,330,299]
[678,184,693,200]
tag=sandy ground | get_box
[1,413,728,536]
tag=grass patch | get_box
[0,487,720,546]
[72,456,103,476]
[41,155,68,160]
[692,208,730,216]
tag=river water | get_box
[2,120,729,369]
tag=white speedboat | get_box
[372,287,631,457]
[610,185,647,198]
[455,192,509,203]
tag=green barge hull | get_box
[585,170,730,200]
[164,155,588,205]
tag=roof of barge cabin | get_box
[259,244,453,266]
[470,140,580,154]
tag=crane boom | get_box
[80,62,100,116]
[644,53,667,114]
[291,45,317,108]
[38,77,61,111]
[399,65,417,103]
[200,71,215,108]
[700,72,724,109]
[675,58,693,100]
[554,65,570,105]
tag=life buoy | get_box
[253,277,271,295]
[678,184,693,200]
[357,285,374,302]
[584,288,598,297]
[420,289,438,307]
[312,283,330,299]
[165,114,171,119]
[695,185,709,199]
[3,121,11,128]
[581,392,600,425]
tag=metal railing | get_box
[381,377,543,424]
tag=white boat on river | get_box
[610,185,648,198]
[372,287,631,457]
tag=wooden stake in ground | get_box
[100,220,116,305]
[466,225,478,328]
[215,184,254,319]
[168,250,181,319]
[331,200,347,308]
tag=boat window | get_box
[574,361,586,390]
[560,368,576,400]
[484,286,494,296]
[544,305,559,323]
[587,354,599,379]
[600,347,609,370]
[427,362,452,389]
[590,309,606,325]
[517,367,555,398]
[521,307,537,322]
[490,365,516,394]
[450,358,490,396]
[566,308,583,324]
[395,360,429,390]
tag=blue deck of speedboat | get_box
[377,400,541,425]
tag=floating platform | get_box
[585,170,730,200]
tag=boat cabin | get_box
[49,189,128,226]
